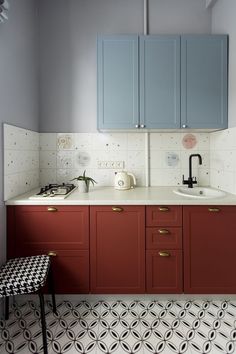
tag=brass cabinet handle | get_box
[158,229,169,235]
[158,207,169,212]
[112,207,123,212]
[48,251,57,257]
[47,207,58,212]
[159,251,170,257]
[208,208,220,212]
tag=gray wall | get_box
[0,0,39,266]
[39,0,212,133]
[212,0,236,128]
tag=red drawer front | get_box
[146,227,182,250]
[146,206,182,227]
[13,206,89,249]
[146,250,183,294]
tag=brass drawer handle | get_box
[158,207,169,212]
[48,251,57,257]
[158,229,169,235]
[112,207,123,212]
[208,208,220,212]
[159,251,170,257]
[47,207,58,212]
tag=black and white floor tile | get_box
[1,299,236,353]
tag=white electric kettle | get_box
[114,171,136,190]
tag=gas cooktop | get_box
[29,183,77,199]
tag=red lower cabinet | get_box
[146,206,183,293]
[184,206,236,294]
[7,206,90,294]
[146,250,183,293]
[90,206,145,293]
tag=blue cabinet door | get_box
[140,36,181,129]
[97,36,139,130]
[181,35,228,129]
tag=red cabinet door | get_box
[7,206,90,294]
[184,206,236,294]
[90,206,145,293]
[146,250,183,293]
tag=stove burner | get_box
[29,183,77,199]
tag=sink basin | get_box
[173,187,226,199]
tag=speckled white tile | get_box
[40,133,57,151]
[4,124,39,151]
[40,151,57,169]
[39,169,57,187]
[150,133,181,150]
[4,124,40,200]
[91,169,114,187]
[150,169,182,186]
[127,133,145,150]
[126,151,145,169]
[74,133,93,150]
[56,169,77,184]
[91,133,127,151]
[210,127,236,195]
[57,151,74,169]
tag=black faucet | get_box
[182,154,202,188]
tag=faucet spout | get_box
[183,154,202,188]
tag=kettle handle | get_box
[128,173,136,187]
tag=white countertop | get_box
[5,186,236,206]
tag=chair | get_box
[0,255,57,354]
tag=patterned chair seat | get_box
[0,255,50,297]
[0,254,56,354]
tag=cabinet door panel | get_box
[146,250,183,293]
[146,227,182,250]
[184,206,236,293]
[181,35,228,129]
[98,36,139,129]
[10,246,89,294]
[146,206,182,227]
[140,35,180,128]
[90,206,145,293]
[14,206,89,249]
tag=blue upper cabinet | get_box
[140,36,180,129]
[181,35,228,129]
[97,35,228,130]
[97,36,139,130]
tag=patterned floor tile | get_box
[1,299,236,353]
[50,318,100,354]
[100,300,141,320]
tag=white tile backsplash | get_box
[4,124,40,200]
[150,132,210,186]
[4,124,236,197]
[210,127,236,194]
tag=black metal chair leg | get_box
[38,291,48,354]
[5,297,9,321]
[48,266,57,314]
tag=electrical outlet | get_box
[97,161,124,169]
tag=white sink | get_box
[173,187,226,199]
